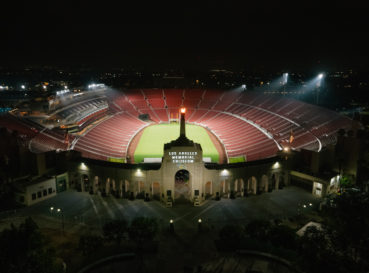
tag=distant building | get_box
[12,172,68,206]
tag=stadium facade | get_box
[68,109,289,205]
[0,88,359,205]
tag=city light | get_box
[198,218,202,223]
[21,85,25,90]
[180,107,186,114]
[170,219,173,223]
[241,84,246,90]
[56,89,70,95]
[88,83,105,89]
[318,73,324,79]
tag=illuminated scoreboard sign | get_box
[169,151,197,163]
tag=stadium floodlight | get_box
[282,73,288,85]
[180,107,186,114]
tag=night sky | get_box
[2,4,369,71]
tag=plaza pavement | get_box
[0,186,319,235]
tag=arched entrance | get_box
[220,180,229,197]
[137,181,145,198]
[247,176,257,194]
[81,174,90,192]
[260,175,268,193]
[152,182,160,200]
[175,169,190,202]
[93,176,99,194]
[205,181,212,198]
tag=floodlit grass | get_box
[134,123,219,163]
[228,156,246,163]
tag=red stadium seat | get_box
[4,89,354,163]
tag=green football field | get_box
[134,123,219,163]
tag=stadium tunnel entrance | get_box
[174,169,191,203]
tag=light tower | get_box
[282,73,288,94]
[316,73,324,104]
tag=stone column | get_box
[119,180,123,198]
[105,178,110,195]
[81,176,85,192]
[93,176,99,194]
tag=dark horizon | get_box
[1,6,369,72]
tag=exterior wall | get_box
[15,178,57,206]
[56,172,69,192]
[67,156,288,204]
[161,145,204,202]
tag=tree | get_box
[219,224,243,241]
[128,217,158,244]
[323,191,369,270]
[102,219,128,244]
[244,220,271,241]
[339,175,354,190]
[268,225,297,250]
[0,217,63,273]
[79,234,103,256]
[297,226,353,273]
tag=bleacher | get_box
[73,112,147,160]
[29,129,69,153]
[4,89,354,163]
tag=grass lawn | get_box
[134,123,219,163]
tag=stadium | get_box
[0,87,354,205]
